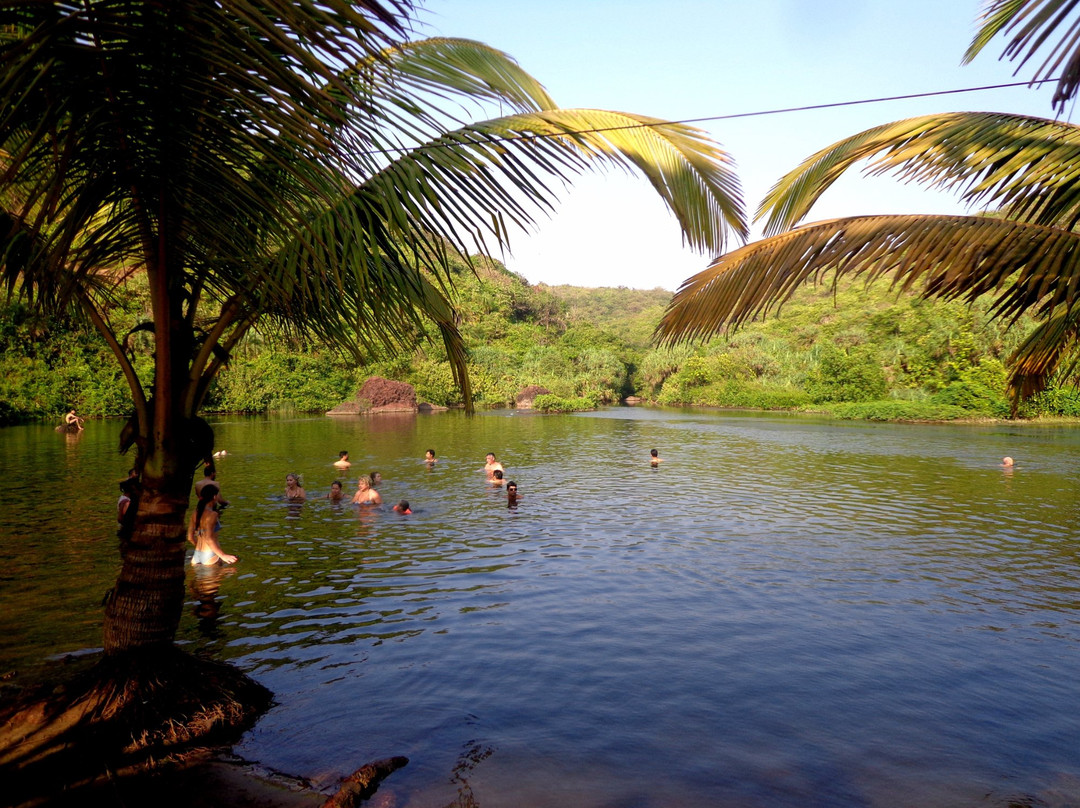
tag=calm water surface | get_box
[2,408,1080,807]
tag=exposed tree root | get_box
[0,646,271,806]
[321,756,410,808]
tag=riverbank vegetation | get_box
[5,256,1079,425]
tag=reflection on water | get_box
[2,409,1080,807]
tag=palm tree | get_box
[657,0,1080,404]
[0,0,746,781]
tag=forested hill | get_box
[2,257,1079,423]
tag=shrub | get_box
[806,345,887,403]
[532,393,599,413]
[827,401,974,421]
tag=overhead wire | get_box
[365,77,1062,158]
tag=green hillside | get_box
[3,254,1079,423]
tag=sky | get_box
[412,0,1065,291]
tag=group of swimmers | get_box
[184,448,525,568]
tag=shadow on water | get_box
[3,408,1080,807]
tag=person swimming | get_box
[352,475,382,506]
[334,450,351,469]
[285,473,306,501]
[484,452,504,479]
[489,469,506,487]
[650,448,663,465]
[424,449,437,464]
[326,480,345,501]
[506,481,520,506]
[187,483,237,566]
[392,500,412,514]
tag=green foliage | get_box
[806,345,887,403]
[825,401,974,421]
[207,349,360,413]
[532,393,600,413]
[7,261,1080,425]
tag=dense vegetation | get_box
[4,255,1080,425]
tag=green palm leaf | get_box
[655,213,1080,398]
[965,0,1080,111]
[757,112,1080,236]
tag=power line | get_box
[380,77,1059,157]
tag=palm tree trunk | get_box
[102,486,190,652]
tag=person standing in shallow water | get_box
[506,481,520,507]
[425,449,437,464]
[326,480,345,501]
[188,483,237,566]
[334,451,351,469]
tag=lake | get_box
[2,407,1079,807]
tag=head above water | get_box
[485,453,496,463]
[425,449,436,460]
[339,450,349,459]
[1002,456,1014,467]
[286,473,300,486]
[331,480,342,491]
[493,469,504,480]
[506,481,518,492]
[650,449,659,458]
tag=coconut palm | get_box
[0,0,746,781]
[657,0,1080,404]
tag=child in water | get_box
[392,500,412,514]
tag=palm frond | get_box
[1007,306,1080,399]
[757,112,1080,236]
[656,214,1080,354]
[964,0,1080,111]
[359,108,746,260]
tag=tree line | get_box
[5,255,1079,424]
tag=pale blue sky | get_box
[417,1,1062,290]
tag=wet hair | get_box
[486,452,496,461]
[370,471,381,485]
[286,473,301,486]
[195,483,220,526]
[339,450,349,458]
[396,500,410,511]
[426,449,436,458]
[331,480,342,489]
[493,469,504,480]
[650,449,659,457]
[506,481,518,491]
